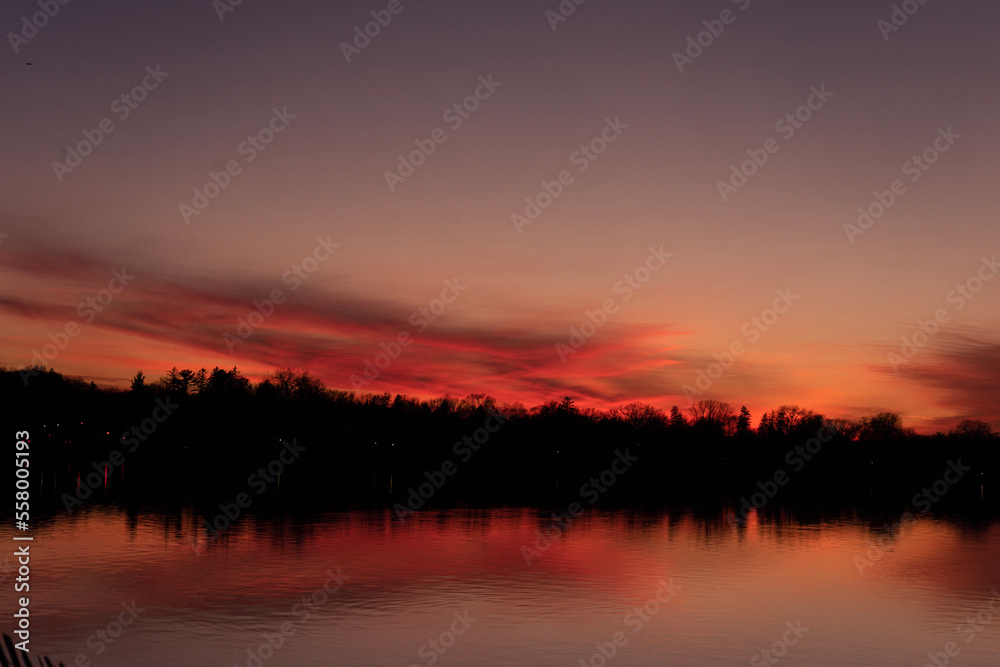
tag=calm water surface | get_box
[25,506,1000,666]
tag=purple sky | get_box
[2,0,999,431]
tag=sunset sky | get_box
[2,0,998,431]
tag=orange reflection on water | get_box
[25,505,1000,667]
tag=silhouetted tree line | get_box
[2,365,997,511]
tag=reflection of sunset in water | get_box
[24,506,1000,666]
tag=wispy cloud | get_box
[880,329,1000,430]
[0,240,696,406]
